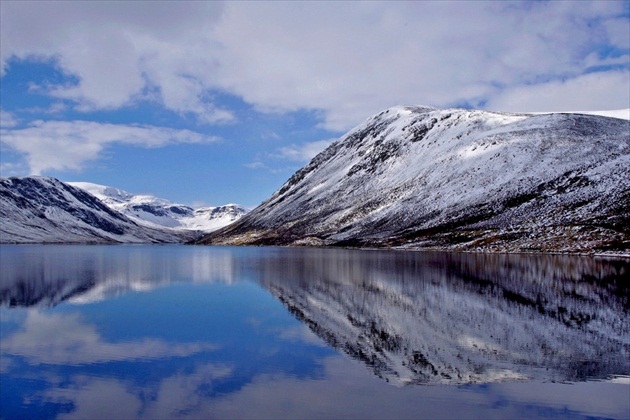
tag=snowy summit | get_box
[0,177,248,244]
[69,182,248,233]
[199,105,630,254]
[0,176,192,243]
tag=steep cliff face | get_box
[0,176,194,243]
[199,106,630,253]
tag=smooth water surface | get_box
[1,245,628,419]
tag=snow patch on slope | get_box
[544,109,630,121]
[0,176,190,243]
[69,182,248,233]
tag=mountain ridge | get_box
[0,177,249,244]
[198,106,630,254]
[0,176,195,243]
[69,182,248,233]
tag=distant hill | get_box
[198,106,630,254]
[69,182,248,233]
[0,176,195,243]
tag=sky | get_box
[1,1,628,208]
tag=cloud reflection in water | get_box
[0,245,628,419]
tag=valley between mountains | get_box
[0,177,248,244]
[1,105,629,254]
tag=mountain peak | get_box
[199,105,630,254]
[68,182,248,233]
[0,176,192,244]
[1,176,248,243]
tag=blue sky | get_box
[1,1,628,207]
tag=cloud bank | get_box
[1,118,219,174]
[2,1,628,131]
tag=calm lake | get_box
[1,245,628,419]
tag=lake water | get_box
[1,245,628,419]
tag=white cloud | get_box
[485,70,630,113]
[604,17,630,50]
[0,161,28,178]
[207,1,630,128]
[243,138,335,172]
[277,139,336,162]
[244,161,267,170]
[1,1,628,129]
[23,102,69,116]
[0,120,220,174]
[0,1,231,122]
[0,109,18,128]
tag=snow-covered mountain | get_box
[199,106,630,254]
[0,176,195,244]
[69,182,248,233]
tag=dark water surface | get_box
[1,245,628,419]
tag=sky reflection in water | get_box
[0,245,628,419]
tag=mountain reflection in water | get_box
[1,246,628,387]
[256,250,629,385]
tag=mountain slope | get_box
[199,106,630,253]
[0,176,194,243]
[69,182,248,233]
